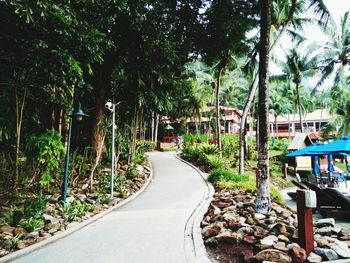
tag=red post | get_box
[297,190,314,254]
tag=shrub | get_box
[26,130,64,189]
[128,167,138,178]
[209,169,249,184]
[5,209,23,227]
[8,234,22,248]
[24,194,47,218]
[60,200,93,221]
[200,144,219,155]
[20,217,44,232]
[181,144,202,163]
[203,154,226,170]
[136,140,156,155]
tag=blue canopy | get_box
[309,136,350,155]
[286,142,325,157]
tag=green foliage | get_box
[136,140,156,155]
[60,200,94,222]
[217,180,284,203]
[114,174,126,193]
[209,169,249,184]
[200,144,219,155]
[24,194,47,218]
[5,209,24,227]
[9,234,22,248]
[27,130,64,189]
[20,217,44,232]
[128,167,138,178]
[203,154,226,170]
[247,144,258,161]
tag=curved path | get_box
[12,152,208,263]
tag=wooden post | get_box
[297,190,315,254]
[283,163,288,179]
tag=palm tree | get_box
[315,11,350,89]
[255,0,272,215]
[274,48,319,132]
[238,0,331,175]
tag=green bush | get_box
[20,217,44,232]
[136,140,156,155]
[203,154,226,170]
[60,200,94,222]
[200,144,218,155]
[24,194,47,218]
[128,167,138,178]
[5,209,23,227]
[26,130,65,189]
[8,234,22,248]
[209,169,249,184]
[181,144,202,163]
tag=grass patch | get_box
[209,169,249,184]
[216,180,284,204]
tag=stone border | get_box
[175,156,214,263]
[0,163,154,263]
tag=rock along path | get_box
[12,152,208,263]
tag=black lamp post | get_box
[62,102,88,202]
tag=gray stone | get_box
[79,194,87,202]
[314,247,339,261]
[66,196,74,204]
[254,213,266,220]
[26,231,39,239]
[307,252,322,263]
[135,165,144,172]
[237,226,253,236]
[42,214,59,224]
[287,243,300,250]
[273,241,288,252]
[315,218,335,228]
[0,225,14,233]
[278,234,289,242]
[204,236,218,247]
[16,240,27,249]
[315,226,332,236]
[0,250,9,257]
[86,198,96,205]
[328,240,350,258]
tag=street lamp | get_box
[62,102,88,203]
[105,99,118,199]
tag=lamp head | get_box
[72,102,89,121]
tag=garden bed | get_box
[0,164,151,258]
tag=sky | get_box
[271,0,350,90]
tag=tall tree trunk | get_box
[216,67,224,153]
[151,111,155,141]
[58,108,64,137]
[14,79,27,191]
[255,0,272,214]
[295,82,303,132]
[90,55,115,150]
[238,0,297,174]
[51,83,56,130]
[154,113,159,143]
[128,105,139,164]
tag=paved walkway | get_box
[13,152,207,263]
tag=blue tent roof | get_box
[310,136,350,155]
[286,142,325,157]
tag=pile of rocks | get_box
[202,188,350,263]
[0,164,151,258]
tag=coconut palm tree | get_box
[315,11,350,89]
[238,0,331,175]
[274,48,319,132]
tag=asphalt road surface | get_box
[13,152,206,263]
